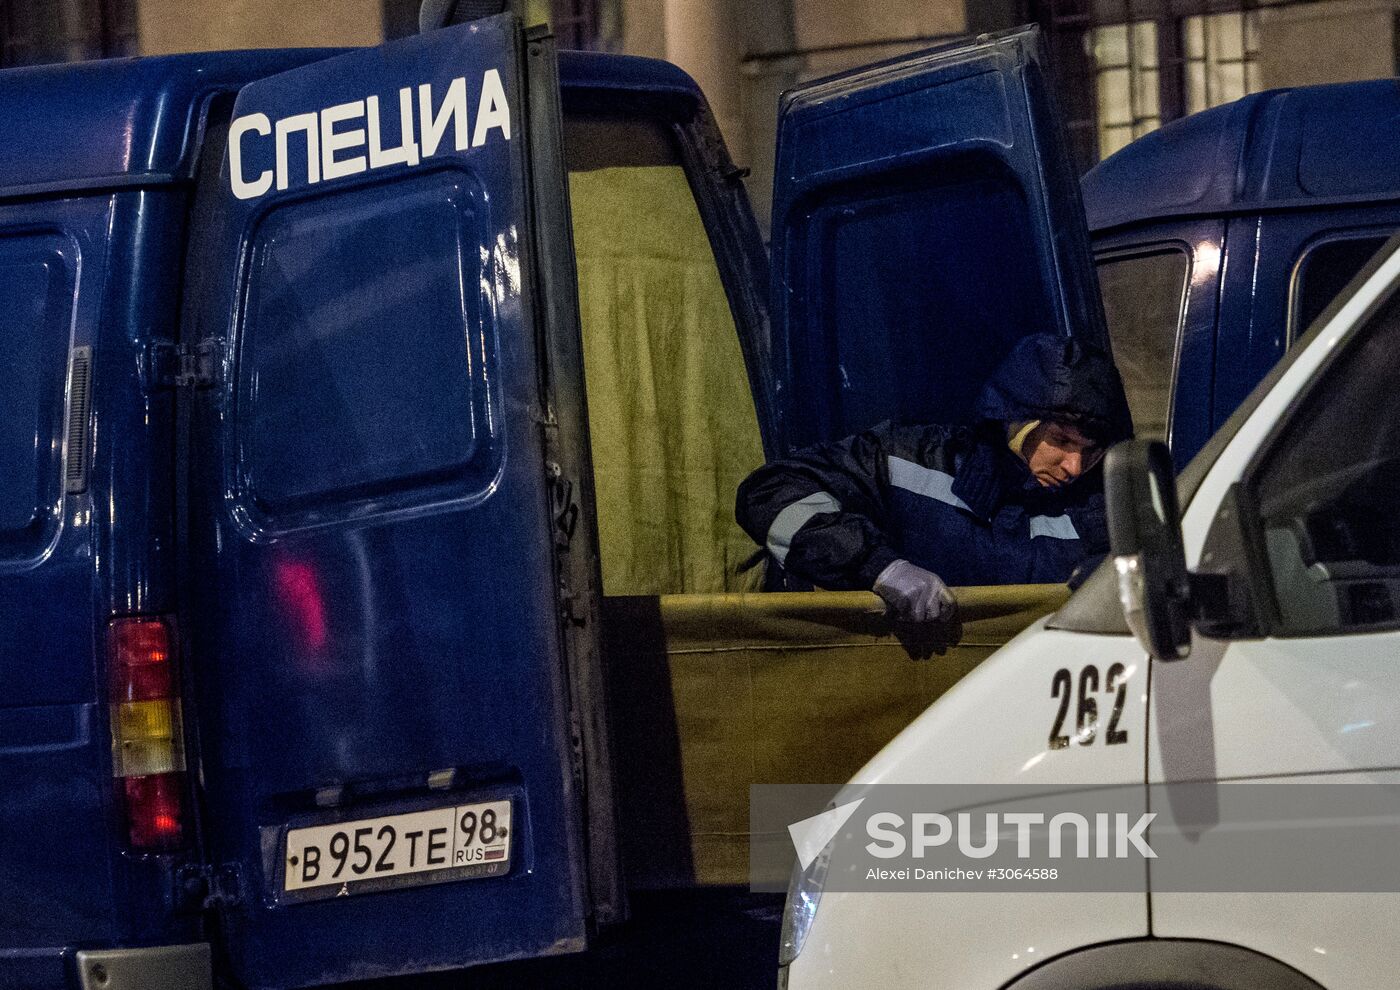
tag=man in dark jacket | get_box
[735,333,1132,622]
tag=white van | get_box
[779,236,1400,990]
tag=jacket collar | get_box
[951,430,1053,521]
[950,441,1008,521]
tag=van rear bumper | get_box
[74,944,211,990]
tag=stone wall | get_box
[137,0,385,54]
[1259,0,1399,89]
[613,0,969,229]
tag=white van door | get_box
[1149,238,1400,989]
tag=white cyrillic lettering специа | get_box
[419,78,469,157]
[320,100,368,181]
[275,112,321,191]
[232,68,510,199]
[367,88,420,169]
[472,68,511,146]
[229,112,273,200]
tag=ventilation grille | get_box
[64,346,92,494]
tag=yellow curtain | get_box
[603,585,1071,887]
[570,164,766,596]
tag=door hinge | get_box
[177,862,244,911]
[144,339,224,391]
[550,472,580,552]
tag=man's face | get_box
[1023,422,1103,488]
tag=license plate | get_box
[283,799,511,899]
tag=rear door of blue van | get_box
[767,26,1109,453]
[178,17,610,988]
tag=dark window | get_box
[237,172,498,527]
[385,0,600,48]
[0,231,76,559]
[1,0,136,68]
[1251,284,1400,636]
[1292,234,1391,342]
[550,0,599,50]
[787,159,1053,442]
[1097,247,1190,442]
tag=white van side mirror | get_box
[1105,441,1193,660]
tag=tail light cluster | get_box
[108,617,186,851]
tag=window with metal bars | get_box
[0,0,136,68]
[1182,9,1262,113]
[550,0,599,50]
[1089,19,1161,157]
[1030,1,1307,171]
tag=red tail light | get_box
[123,773,185,850]
[107,617,186,851]
[110,617,174,701]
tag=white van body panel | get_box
[789,241,1400,989]
[1154,839,1400,989]
[787,623,1149,989]
[1151,632,1400,781]
[1148,246,1400,989]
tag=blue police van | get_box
[1,7,1397,988]
[1087,78,1400,465]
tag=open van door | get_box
[769,26,1109,452]
[178,16,612,988]
[601,30,1105,891]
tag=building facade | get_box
[1,0,1397,217]
[609,0,1400,222]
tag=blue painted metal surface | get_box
[1081,79,1400,462]
[31,22,1400,990]
[0,187,203,982]
[558,49,701,102]
[1082,79,1400,235]
[0,50,335,198]
[180,18,586,989]
[768,26,1106,454]
[0,31,730,989]
[0,41,349,990]
[0,47,695,201]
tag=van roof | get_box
[1082,78,1400,234]
[0,47,700,198]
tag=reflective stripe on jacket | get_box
[735,420,1109,590]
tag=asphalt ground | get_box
[344,890,784,989]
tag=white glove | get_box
[873,559,956,623]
